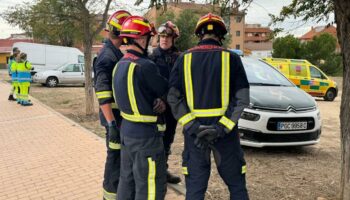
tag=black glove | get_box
[196,125,219,143]
[194,136,209,150]
[107,121,120,150]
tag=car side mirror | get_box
[62,70,66,73]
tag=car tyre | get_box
[324,88,336,101]
[46,77,58,87]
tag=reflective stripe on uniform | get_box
[108,142,121,150]
[111,102,118,109]
[121,112,157,123]
[182,167,188,175]
[103,188,116,200]
[178,113,195,126]
[112,63,120,109]
[157,124,166,132]
[96,91,113,99]
[219,116,236,131]
[221,51,230,109]
[184,53,194,110]
[183,51,230,118]
[127,63,139,114]
[120,62,158,123]
[242,165,247,174]
[147,157,156,200]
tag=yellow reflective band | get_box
[197,17,223,26]
[112,63,120,108]
[103,189,116,200]
[133,19,151,28]
[178,113,195,126]
[242,165,247,174]
[127,63,139,115]
[109,21,122,30]
[109,142,121,150]
[116,13,130,19]
[122,29,141,33]
[182,167,188,175]
[219,116,236,131]
[192,108,226,117]
[147,157,156,200]
[184,52,230,119]
[221,51,230,109]
[184,53,194,110]
[111,102,118,109]
[96,91,113,99]
[157,124,166,132]
[121,112,158,123]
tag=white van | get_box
[12,42,84,74]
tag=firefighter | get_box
[113,16,168,199]
[93,10,131,200]
[8,47,20,101]
[150,21,181,184]
[17,53,33,106]
[167,13,250,199]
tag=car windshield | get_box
[241,57,293,86]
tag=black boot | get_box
[167,170,181,184]
[8,94,16,101]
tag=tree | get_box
[272,35,303,58]
[270,0,350,198]
[174,10,199,51]
[2,0,113,115]
[303,33,342,75]
[2,1,82,46]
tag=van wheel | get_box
[46,77,58,87]
[324,88,336,101]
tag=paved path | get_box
[0,81,184,200]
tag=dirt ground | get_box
[0,71,343,199]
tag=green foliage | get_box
[156,11,176,27]
[1,0,83,46]
[272,33,342,75]
[270,0,334,24]
[272,35,303,59]
[174,10,199,51]
[304,33,341,75]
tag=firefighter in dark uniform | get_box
[150,21,181,184]
[93,10,131,200]
[113,16,168,200]
[168,13,250,200]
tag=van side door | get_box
[289,64,309,92]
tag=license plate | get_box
[277,121,307,130]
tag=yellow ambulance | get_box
[262,58,338,101]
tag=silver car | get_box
[33,63,89,87]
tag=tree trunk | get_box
[83,26,95,116]
[334,0,350,199]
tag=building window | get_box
[247,33,253,37]
[235,16,242,23]
[236,31,240,37]
[262,33,266,37]
[236,44,240,50]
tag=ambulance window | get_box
[289,64,307,77]
[310,66,322,79]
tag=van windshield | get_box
[242,58,293,87]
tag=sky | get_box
[0,0,335,39]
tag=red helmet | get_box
[195,13,227,37]
[106,10,131,35]
[120,16,156,39]
[158,21,180,38]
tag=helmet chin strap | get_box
[133,35,151,57]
